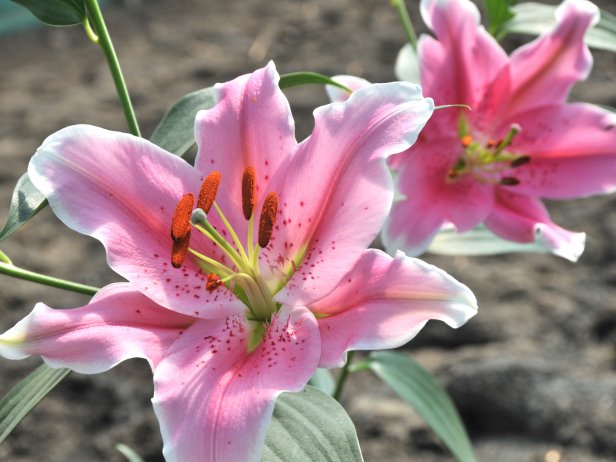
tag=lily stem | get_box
[333,351,355,401]
[391,0,418,50]
[0,261,99,296]
[83,0,141,137]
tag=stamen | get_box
[510,156,531,168]
[258,192,278,248]
[205,273,224,292]
[171,234,190,268]
[171,193,194,242]
[500,177,520,186]
[242,165,256,220]
[197,171,222,214]
[460,135,473,148]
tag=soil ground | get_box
[0,0,616,461]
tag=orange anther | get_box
[171,233,191,268]
[198,171,222,214]
[258,192,278,248]
[206,273,224,292]
[242,166,256,220]
[171,193,194,242]
[460,135,473,148]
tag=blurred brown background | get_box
[1,0,616,460]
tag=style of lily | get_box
[328,0,616,261]
[0,63,477,462]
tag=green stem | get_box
[0,262,99,296]
[391,0,418,50]
[83,0,141,137]
[333,351,355,401]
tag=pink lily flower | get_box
[330,0,616,261]
[0,63,477,462]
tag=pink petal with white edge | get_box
[268,83,434,306]
[0,283,194,373]
[152,305,319,462]
[382,137,494,256]
[311,249,477,368]
[193,62,297,239]
[484,190,585,261]
[507,0,598,116]
[325,75,371,103]
[501,103,616,199]
[419,0,507,106]
[28,125,243,319]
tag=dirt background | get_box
[0,0,615,461]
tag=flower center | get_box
[447,117,529,186]
[169,166,280,348]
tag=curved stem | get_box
[333,351,355,401]
[83,0,141,137]
[0,262,99,296]
[391,0,418,50]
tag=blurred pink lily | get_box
[330,0,616,261]
[0,63,477,462]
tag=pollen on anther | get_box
[460,134,473,148]
[242,165,257,220]
[171,234,191,268]
[198,171,222,213]
[258,192,279,248]
[171,193,194,242]
[206,273,224,292]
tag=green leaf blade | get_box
[365,351,476,462]
[483,0,515,38]
[263,386,363,462]
[0,173,48,242]
[0,364,70,444]
[11,0,86,26]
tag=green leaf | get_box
[427,224,549,256]
[149,87,216,157]
[0,173,48,242]
[358,351,476,462]
[115,443,145,462]
[483,0,515,38]
[504,3,616,52]
[0,364,70,444]
[263,386,363,462]
[279,72,351,93]
[10,0,86,26]
[307,368,335,396]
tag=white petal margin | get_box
[310,249,477,368]
[325,75,371,102]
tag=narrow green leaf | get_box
[504,3,616,52]
[483,0,515,38]
[115,443,145,462]
[149,87,216,157]
[361,351,475,462]
[11,0,86,26]
[0,364,70,444]
[279,72,351,93]
[0,173,48,242]
[308,368,336,396]
[263,386,363,462]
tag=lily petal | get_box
[193,62,297,237]
[152,305,319,462]
[270,82,434,305]
[502,103,616,199]
[484,189,585,261]
[325,75,371,103]
[507,0,598,115]
[28,125,243,319]
[0,283,194,372]
[382,137,494,256]
[419,0,508,106]
[311,249,477,368]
